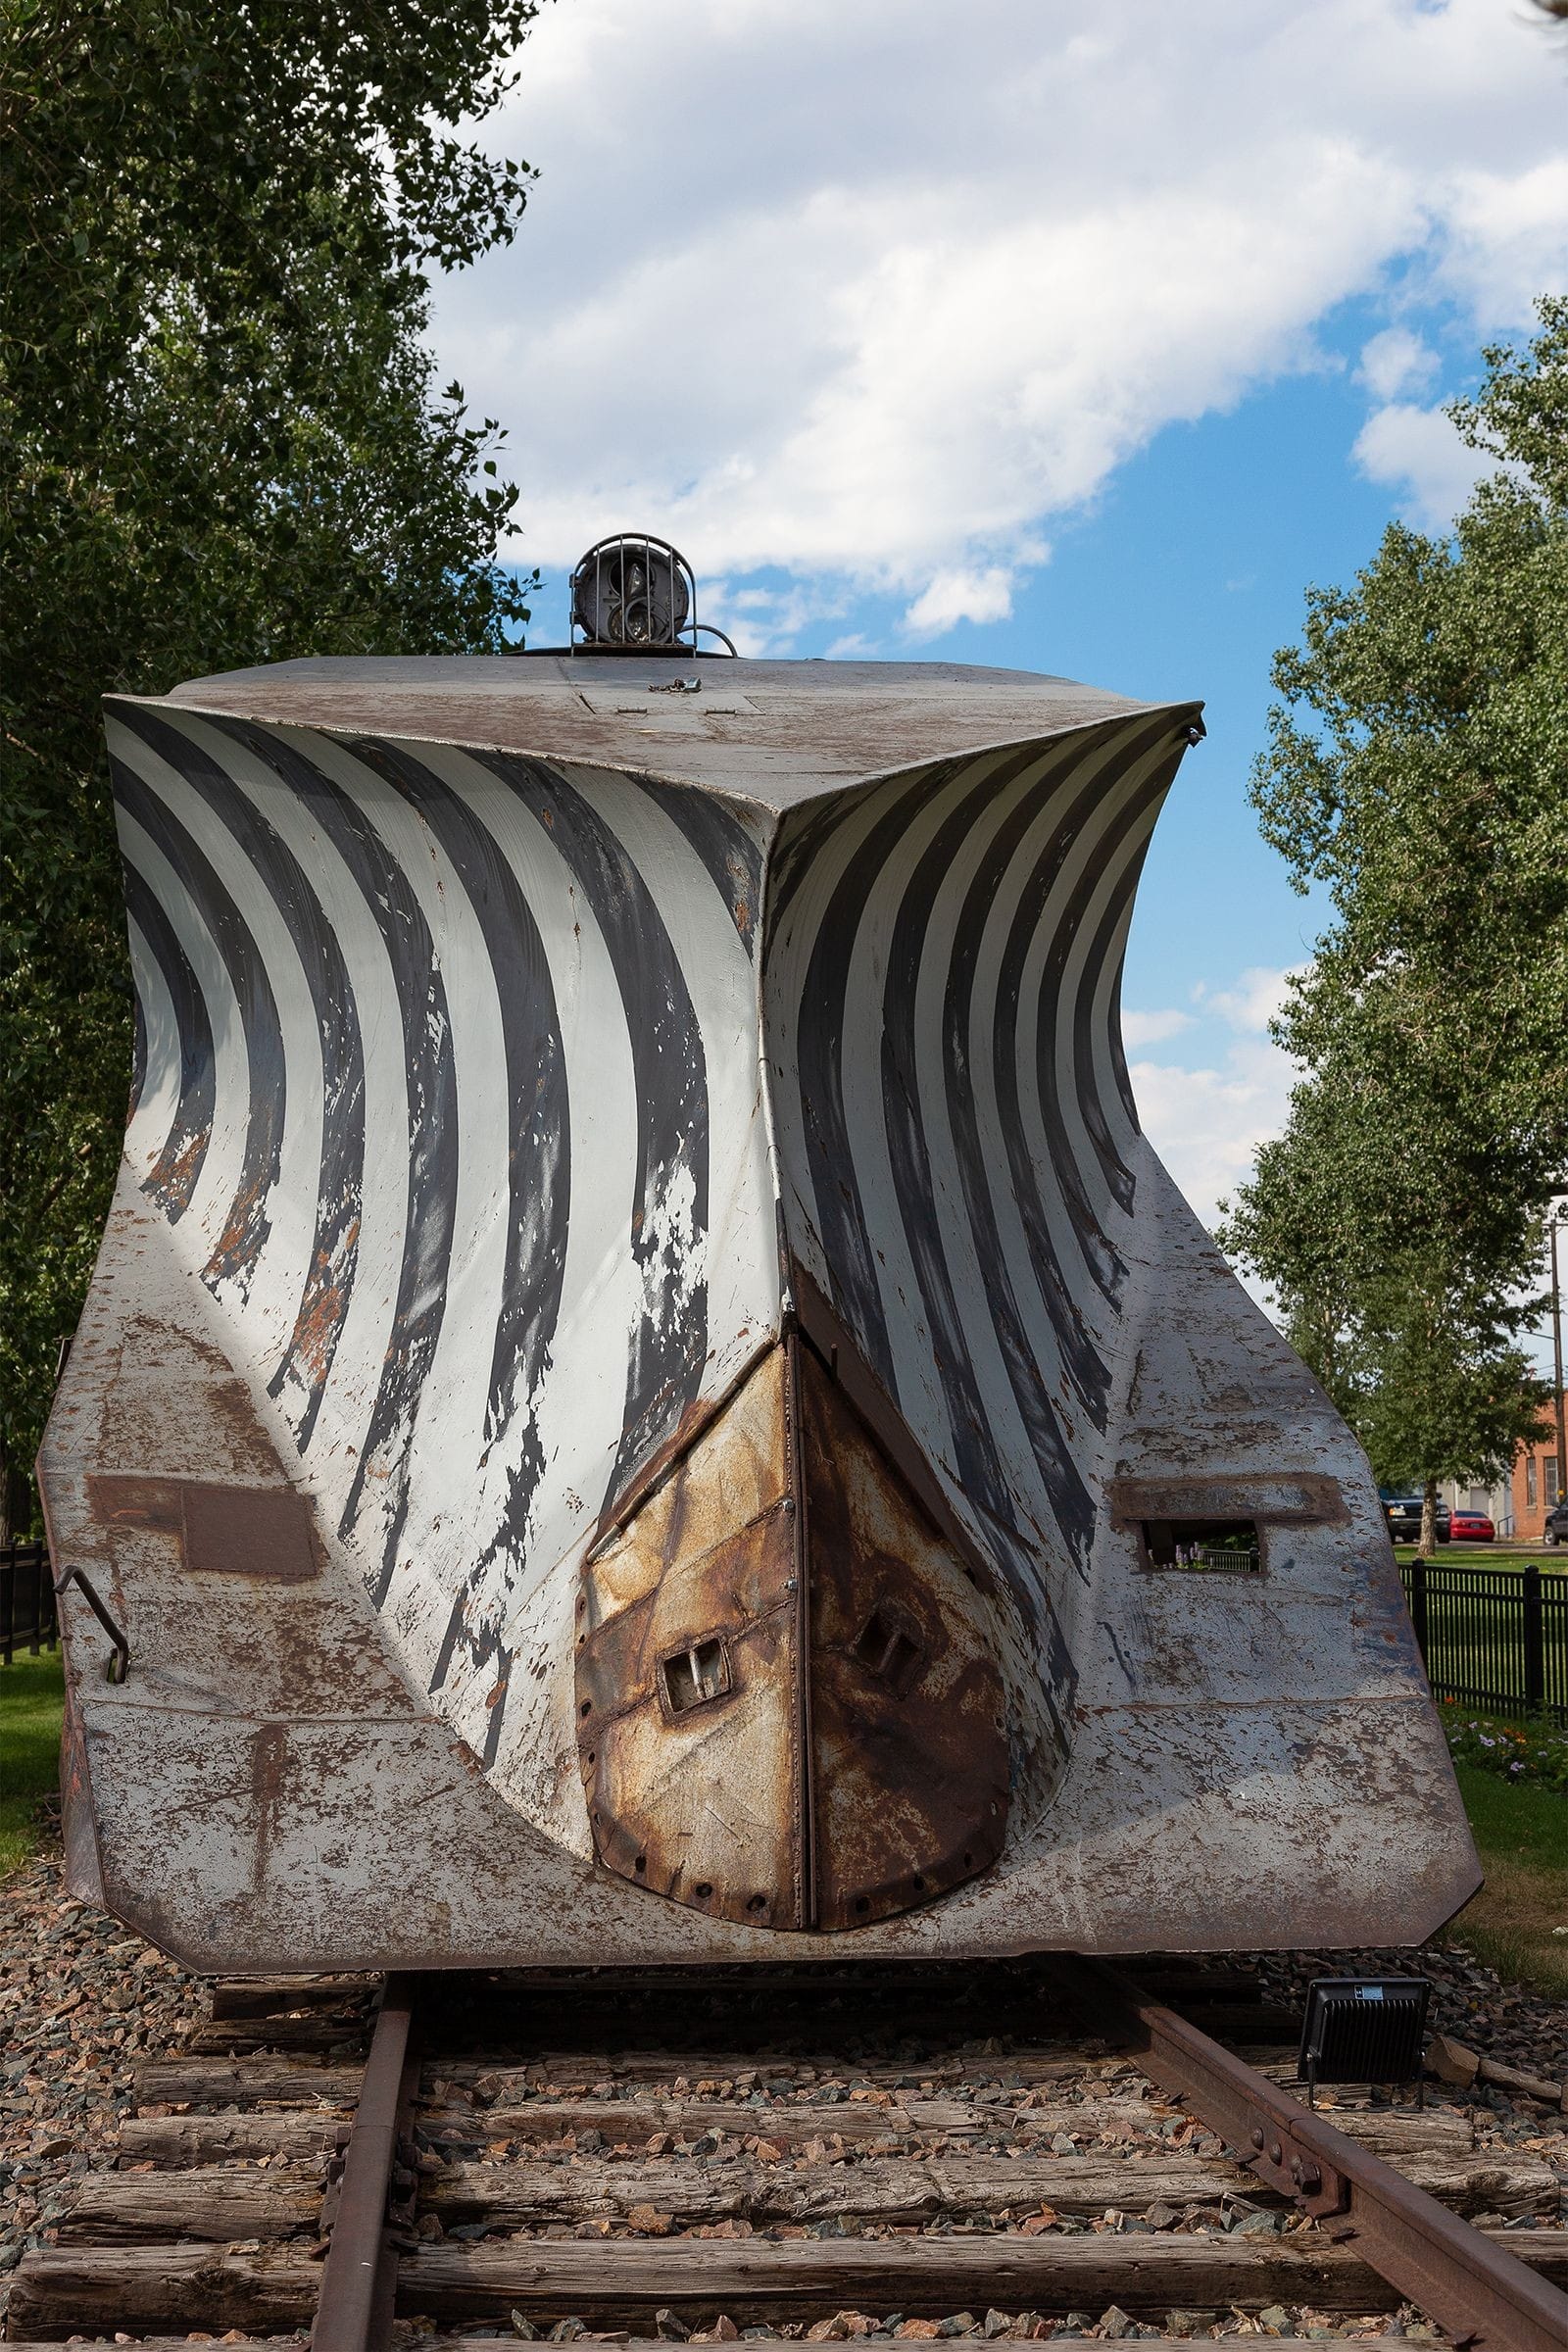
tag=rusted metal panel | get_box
[790,1263,1004,1605]
[578,1332,1008,1936]
[577,1347,805,1932]
[90,1476,319,1581]
[799,1340,1008,1932]
[1105,1473,1351,1529]
[32,653,1481,1969]
[58,1674,104,1908]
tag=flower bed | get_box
[1442,1702,1568,1794]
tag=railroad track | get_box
[6,1959,1568,2352]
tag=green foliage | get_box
[1220,298,1568,1496]
[0,2,544,1526]
[1354,1310,1543,1497]
[0,1648,65,1877]
[1285,1259,1547,1497]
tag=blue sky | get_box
[431,0,1566,1294]
[520,299,1426,1035]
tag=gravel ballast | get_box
[4,1816,1567,2344]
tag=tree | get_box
[1219,297,1568,1547]
[1344,1272,1548,1514]
[0,2,544,1536]
[1223,1062,1551,1551]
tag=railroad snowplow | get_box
[38,548,1478,1969]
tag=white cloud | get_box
[434,0,1568,639]
[1132,1034,1298,1234]
[1357,324,1439,403]
[1121,1006,1197,1048]
[704,575,848,657]
[1202,963,1305,1035]
[902,565,1017,637]
[1435,157,1568,325]
[1352,400,1491,530]
[1130,965,1304,1229]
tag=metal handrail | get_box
[53,1567,129,1685]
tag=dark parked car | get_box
[1544,1499,1568,1547]
[1449,1509,1494,1543]
[1381,1491,1450,1544]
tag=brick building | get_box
[1439,1389,1565,1542]
[1507,1389,1566,1543]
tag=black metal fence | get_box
[1400,1555,1568,1726]
[1,1540,57,1666]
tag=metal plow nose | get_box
[575,1334,1009,1932]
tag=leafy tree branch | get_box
[0,0,546,1536]
[1219,299,1568,1541]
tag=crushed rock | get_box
[5,1816,1566,2342]
[1,1810,208,2307]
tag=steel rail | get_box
[1061,1954,1568,2352]
[312,1974,419,2352]
[310,1957,1568,2352]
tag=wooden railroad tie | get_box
[6,1970,1568,2352]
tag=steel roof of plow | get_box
[133,655,1192,808]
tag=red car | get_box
[1449,1509,1495,1543]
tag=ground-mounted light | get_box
[1297,1977,1433,2106]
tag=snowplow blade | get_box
[36,654,1478,1969]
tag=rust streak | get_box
[576,1333,1008,1936]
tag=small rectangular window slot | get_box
[1141,1518,1261,1574]
[661,1635,732,1716]
[853,1608,924,1696]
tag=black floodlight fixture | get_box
[568,533,737,656]
[1298,1977,1433,2106]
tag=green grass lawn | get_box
[1393,1543,1565,1568]
[0,1647,65,1878]
[1446,1755,1568,1997]
[1453,1757,1568,1862]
